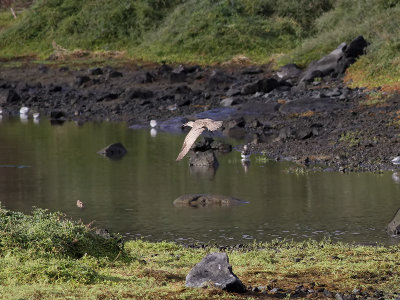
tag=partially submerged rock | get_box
[97,142,127,159]
[173,194,247,207]
[185,252,246,293]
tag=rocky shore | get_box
[1,38,399,172]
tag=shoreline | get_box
[1,61,400,173]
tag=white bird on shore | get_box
[392,156,400,165]
[241,144,251,161]
[176,118,223,161]
[150,119,158,128]
[33,112,40,119]
[19,107,29,115]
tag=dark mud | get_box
[1,62,399,172]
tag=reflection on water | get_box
[0,117,400,245]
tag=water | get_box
[1,117,400,246]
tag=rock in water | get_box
[97,143,127,159]
[188,149,218,167]
[185,252,246,293]
[173,194,247,207]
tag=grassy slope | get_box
[0,207,400,299]
[0,0,399,83]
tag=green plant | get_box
[339,130,361,147]
[0,206,123,259]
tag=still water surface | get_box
[0,117,400,245]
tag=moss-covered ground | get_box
[0,207,399,299]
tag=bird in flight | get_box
[176,118,223,161]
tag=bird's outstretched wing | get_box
[204,119,223,131]
[176,125,206,161]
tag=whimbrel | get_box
[176,118,223,161]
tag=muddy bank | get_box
[0,61,399,172]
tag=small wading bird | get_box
[176,118,223,161]
[241,144,250,161]
[76,200,84,208]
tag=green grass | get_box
[0,206,400,299]
[0,0,332,63]
[1,1,400,88]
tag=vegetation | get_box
[0,206,400,299]
[0,0,399,88]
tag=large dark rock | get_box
[170,65,187,83]
[300,36,368,82]
[387,208,400,235]
[185,252,246,293]
[50,110,67,119]
[97,142,127,159]
[127,88,154,99]
[188,149,218,167]
[241,78,279,95]
[277,63,303,80]
[207,70,235,90]
[0,89,21,104]
[173,194,247,207]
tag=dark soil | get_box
[1,61,400,172]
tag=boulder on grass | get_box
[387,208,400,235]
[185,252,246,293]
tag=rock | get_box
[50,110,67,119]
[38,65,49,74]
[277,63,303,80]
[387,208,400,235]
[107,71,123,79]
[158,63,173,75]
[0,89,21,104]
[185,252,246,293]
[188,149,218,167]
[336,35,368,75]
[88,67,103,75]
[136,72,155,83]
[300,43,347,82]
[210,140,232,153]
[128,88,154,99]
[97,142,127,159]
[241,78,279,95]
[207,70,234,90]
[241,67,263,75]
[220,97,238,107]
[173,194,247,207]
[74,75,91,87]
[300,36,368,82]
[169,65,187,83]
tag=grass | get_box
[0,206,400,299]
[1,1,400,89]
[339,130,362,147]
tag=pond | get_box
[0,116,399,246]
